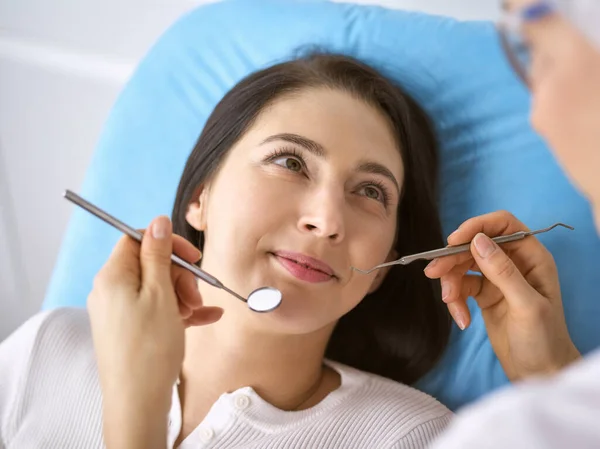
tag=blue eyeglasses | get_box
[498,0,600,85]
[498,0,558,85]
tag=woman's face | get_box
[187,88,403,334]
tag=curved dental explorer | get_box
[351,222,574,275]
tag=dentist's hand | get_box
[88,216,223,449]
[424,211,580,382]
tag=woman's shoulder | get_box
[0,308,103,446]
[326,361,452,447]
[0,307,95,384]
[331,361,451,416]
[2,307,93,355]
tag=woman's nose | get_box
[297,188,346,243]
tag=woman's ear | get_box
[185,185,210,231]
[367,249,399,294]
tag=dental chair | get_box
[43,0,600,410]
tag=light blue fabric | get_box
[43,0,600,410]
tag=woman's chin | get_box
[239,288,337,336]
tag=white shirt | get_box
[430,349,600,449]
[0,308,452,449]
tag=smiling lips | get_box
[273,251,336,283]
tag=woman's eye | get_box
[364,187,381,200]
[274,156,303,172]
[358,185,386,204]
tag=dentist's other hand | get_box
[425,211,580,381]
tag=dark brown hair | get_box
[172,53,450,384]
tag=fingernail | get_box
[448,303,467,330]
[152,216,171,239]
[474,233,495,258]
[441,281,451,302]
[424,259,438,272]
[456,313,467,331]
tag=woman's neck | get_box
[179,311,336,416]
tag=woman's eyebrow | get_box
[357,161,401,195]
[261,133,326,157]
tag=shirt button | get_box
[234,394,251,410]
[198,426,214,442]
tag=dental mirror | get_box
[247,287,283,313]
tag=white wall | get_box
[0,0,500,341]
[338,0,500,20]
